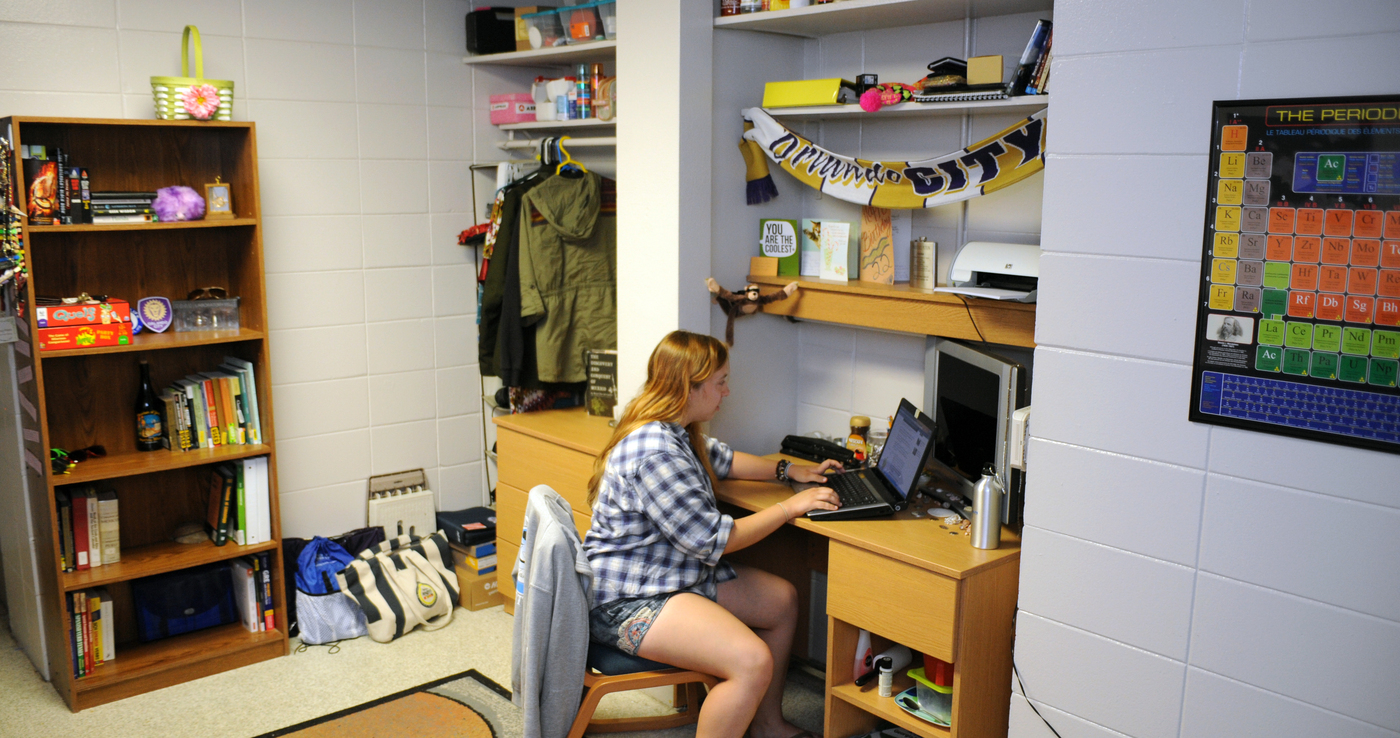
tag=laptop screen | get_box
[875,400,935,499]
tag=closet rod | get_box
[497,136,617,151]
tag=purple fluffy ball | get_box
[152,185,205,222]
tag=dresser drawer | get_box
[496,482,592,551]
[496,538,520,605]
[826,540,958,663]
[497,427,596,514]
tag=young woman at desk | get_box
[584,330,843,738]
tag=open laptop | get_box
[804,399,937,521]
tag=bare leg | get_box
[636,592,774,738]
[717,564,802,738]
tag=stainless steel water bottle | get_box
[971,463,1003,549]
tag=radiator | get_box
[366,469,437,540]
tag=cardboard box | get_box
[36,298,132,329]
[749,256,779,277]
[452,543,505,611]
[38,322,132,351]
[967,55,1004,85]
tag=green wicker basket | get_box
[150,26,233,121]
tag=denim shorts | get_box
[588,594,675,655]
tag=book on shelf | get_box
[56,490,73,572]
[258,551,275,631]
[206,465,234,546]
[68,588,115,677]
[55,149,69,224]
[912,86,1012,103]
[70,591,85,677]
[1026,28,1053,94]
[87,591,102,668]
[71,486,92,571]
[221,356,262,443]
[90,213,157,224]
[230,558,262,632]
[97,589,114,662]
[97,489,120,565]
[1010,19,1051,96]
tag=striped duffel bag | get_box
[336,531,460,643]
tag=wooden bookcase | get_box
[3,117,286,711]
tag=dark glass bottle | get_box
[135,360,162,451]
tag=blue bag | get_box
[295,536,368,644]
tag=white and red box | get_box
[490,93,536,125]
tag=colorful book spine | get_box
[259,551,275,631]
[72,488,90,571]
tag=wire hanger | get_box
[556,136,587,175]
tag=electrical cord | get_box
[956,294,987,342]
[1011,609,1063,738]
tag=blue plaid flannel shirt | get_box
[584,421,737,607]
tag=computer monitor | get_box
[923,338,1029,526]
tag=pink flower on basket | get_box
[180,84,220,120]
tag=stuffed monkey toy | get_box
[706,277,798,345]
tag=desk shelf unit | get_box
[714,0,1051,36]
[4,116,286,711]
[748,274,1036,348]
[462,39,617,67]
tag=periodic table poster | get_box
[1190,95,1400,455]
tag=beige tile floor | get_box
[0,601,672,738]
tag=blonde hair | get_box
[587,331,729,506]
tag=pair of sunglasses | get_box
[50,445,106,475]
[187,286,228,301]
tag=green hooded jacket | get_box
[517,172,617,383]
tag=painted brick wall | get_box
[0,0,490,541]
[1013,2,1400,736]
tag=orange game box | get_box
[38,322,133,351]
[35,299,132,329]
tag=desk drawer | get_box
[496,538,520,605]
[827,540,958,663]
[497,428,595,513]
[497,482,592,551]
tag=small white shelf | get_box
[764,95,1048,120]
[462,40,616,67]
[499,118,617,132]
[715,0,1052,37]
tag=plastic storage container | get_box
[596,0,617,39]
[562,3,602,44]
[489,92,537,125]
[523,8,564,49]
[171,297,240,332]
[907,667,953,719]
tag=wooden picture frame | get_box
[204,179,234,219]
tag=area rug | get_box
[253,669,521,738]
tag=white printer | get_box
[934,241,1041,302]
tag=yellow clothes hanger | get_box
[556,136,587,175]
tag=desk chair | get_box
[568,642,719,738]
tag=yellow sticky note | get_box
[1219,153,1245,179]
[1212,258,1238,284]
[1216,206,1241,232]
[1214,232,1240,258]
[1217,179,1243,206]
[1210,285,1236,310]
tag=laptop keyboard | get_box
[829,471,880,507]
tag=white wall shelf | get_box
[764,95,1048,120]
[714,0,1052,37]
[462,40,616,67]
[498,118,616,132]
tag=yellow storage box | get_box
[763,78,858,108]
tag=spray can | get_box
[971,463,1003,549]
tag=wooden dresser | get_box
[492,408,614,613]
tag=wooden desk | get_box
[493,408,1020,738]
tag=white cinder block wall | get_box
[0,0,494,542]
[1014,2,1400,737]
